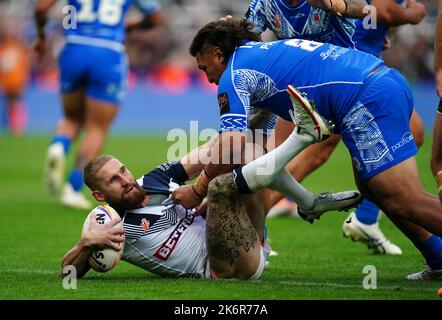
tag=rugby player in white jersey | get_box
[61,107,361,280]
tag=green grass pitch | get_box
[0,133,441,300]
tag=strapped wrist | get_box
[192,169,212,199]
[329,0,348,16]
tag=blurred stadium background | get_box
[0,0,440,135]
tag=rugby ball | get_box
[82,204,124,273]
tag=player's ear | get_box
[92,190,105,202]
[213,47,225,64]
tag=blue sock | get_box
[68,169,84,192]
[413,235,442,270]
[355,199,380,225]
[51,135,72,155]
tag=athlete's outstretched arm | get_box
[371,0,426,26]
[172,131,247,209]
[179,134,219,180]
[307,0,368,18]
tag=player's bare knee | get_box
[207,173,237,200]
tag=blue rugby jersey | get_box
[246,0,357,48]
[217,39,384,133]
[353,0,407,57]
[64,0,160,46]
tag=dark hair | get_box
[189,18,261,59]
[83,154,115,190]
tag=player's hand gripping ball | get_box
[82,205,124,272]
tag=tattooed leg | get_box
[206,173,262,279]
[242,193,266,242]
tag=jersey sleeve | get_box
[217,71,250,133]
[134,0,161,15]
[245,0,268,34]
[141,161,189,194]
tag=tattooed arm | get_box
[307,0,368,18]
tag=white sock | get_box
[268,168,316,209]
[241,131,314,191]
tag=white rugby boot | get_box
[43,142,66,195]
[297,191,362,224]
[286,85,334,142]
[60,183,93,210]
[342,211,402,255]
[406,266,442,280]
[262,240,278,269]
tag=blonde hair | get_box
[83,154,115,190]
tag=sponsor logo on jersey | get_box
[391,132,414,153]
[153,214,195,261]
[218,92,230,115]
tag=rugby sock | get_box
[267,168,317,209]
[68,169,84,192]
[413,235,442,270]
[355,199,380,225]
[240,131,314,191]
[51,135,72,155]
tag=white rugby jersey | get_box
[119,162,210,278]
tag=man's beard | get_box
[105,183,146,211]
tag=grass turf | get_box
[0,134,441,300]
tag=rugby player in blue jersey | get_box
[35,0,162,209]
[172,19,442,279]
[242,0,426,256]
[342,0,427,256]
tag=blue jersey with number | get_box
[217,39,384,133]
[64,0,160,44]
[353,0,406,57]
[246,0,357,48]
[60,0,160,103]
